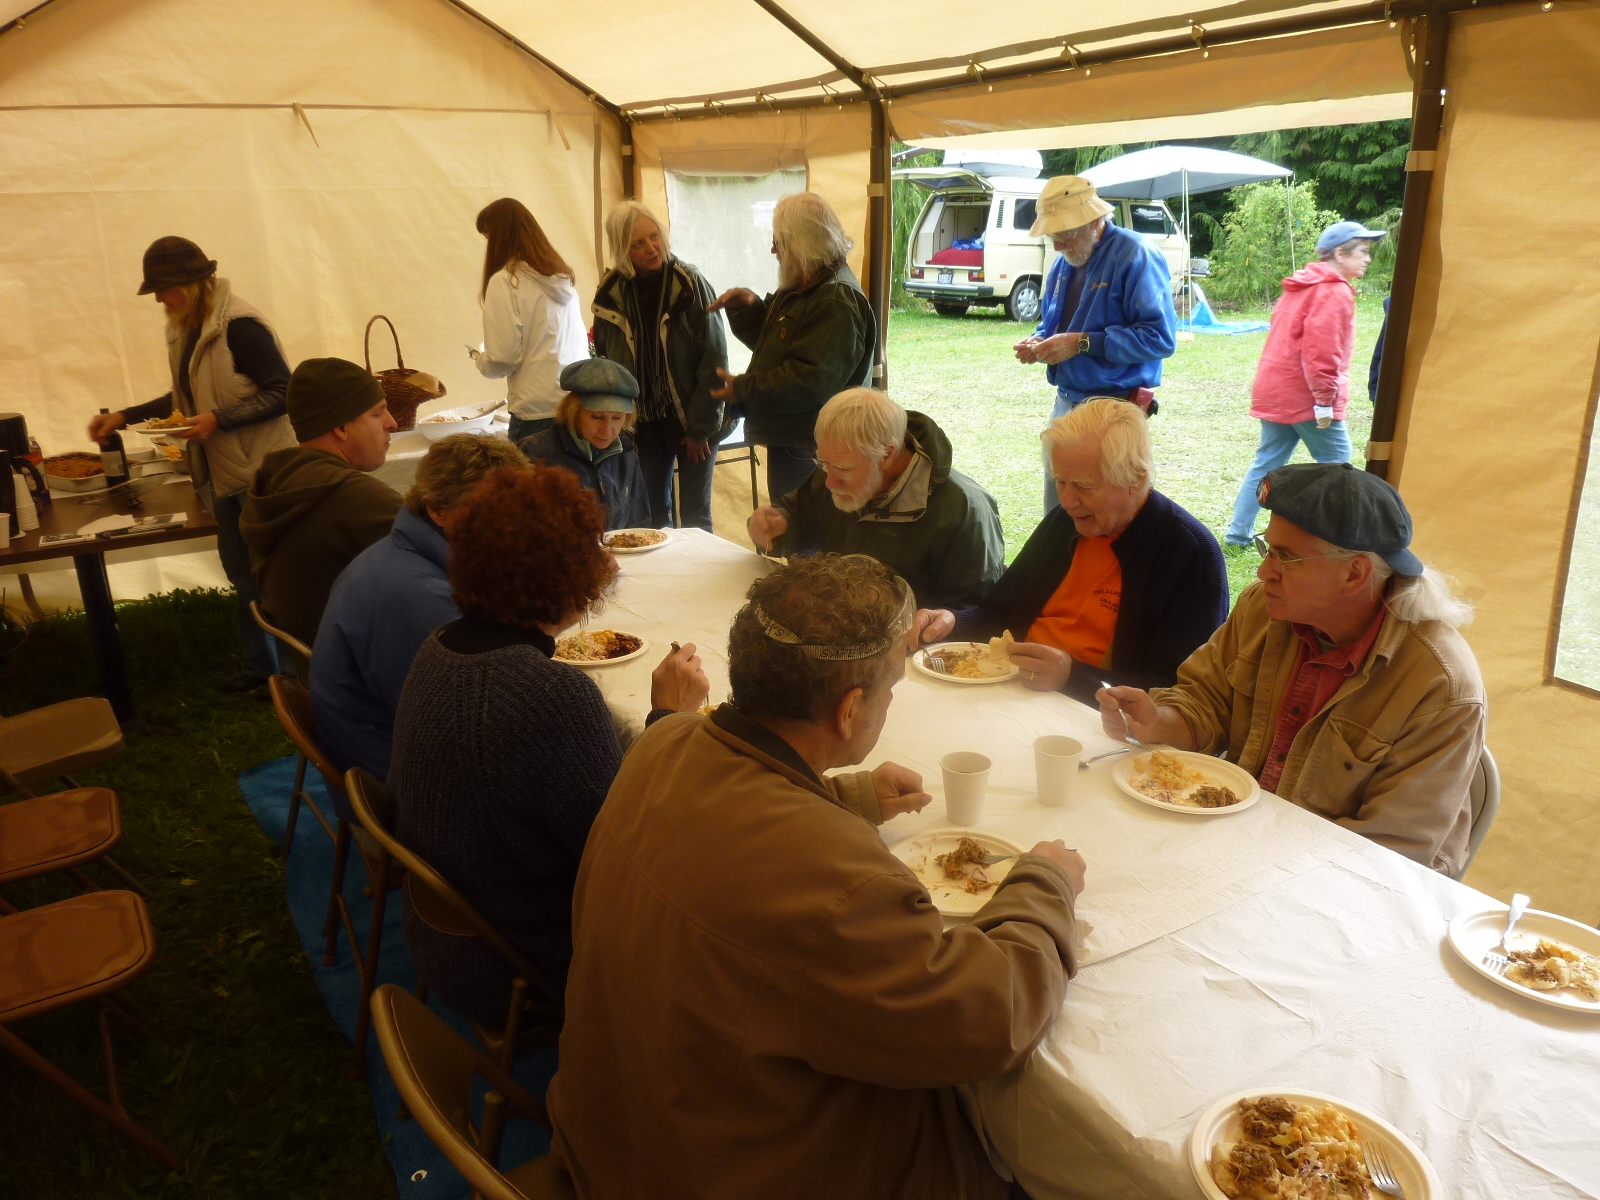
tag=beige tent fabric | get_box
[1390,6,1600,917]
[632,108,872,283]
[0,0,617,458]
[889,23,1412,146]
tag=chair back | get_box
[369,984,555,1200]
[267,676,345,799]
[249,600,313,663]
[344,769,563,1015]
[1459,744,1501,879]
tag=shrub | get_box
[1201,180,1341,309]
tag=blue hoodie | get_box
[1033,222,1177,394]
[311,507,460,788]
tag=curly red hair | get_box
[448,464,617,630]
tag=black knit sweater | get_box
[388,617,621,1027]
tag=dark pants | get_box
[213,490,278,681]
[507,414,554,444]
[763,444,818,505]
[633,415,720,531]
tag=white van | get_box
[897,162,1188,322]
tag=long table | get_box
[585,529,1599,1199]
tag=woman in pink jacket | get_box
[1226,220,1384,547]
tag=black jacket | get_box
[592,258,729,442]
[952,489,1228,704]
[518,425,651,532]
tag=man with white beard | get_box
[747,388,1004,608]
[1014,176,1177,514]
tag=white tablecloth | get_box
[586,529,1600,1200]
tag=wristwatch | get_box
[1076,333,1092,355]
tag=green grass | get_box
[0,591,393,1200]
[886,293,1386,600]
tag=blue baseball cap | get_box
[1316,220,1386,254]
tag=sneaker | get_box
[222,671,270,694]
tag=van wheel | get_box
[932,301,970,318]
[1006,277,1042,323]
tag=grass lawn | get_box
[886,294,1387,600]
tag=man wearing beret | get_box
[240,358,402,651]
[1099,463,1486,876]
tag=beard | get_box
[777,253,806,291]
[829,464,884,513]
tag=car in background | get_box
[897,155,1188,321]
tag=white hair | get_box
[604,200,670,279]
[1317,540,1475,629]
[814,388,906,461]
[1040,396,1153,490]
[772,192,853,279]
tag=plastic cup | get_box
[941,751,992,826]
[0,523,10,550]
[1034,735,1083,807]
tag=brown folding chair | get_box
[268,677,389,1075]
[0,783,147,912]
[253,602,322,856]
[0,890,183,1170]
[0,696,124,794]
[346,768,562,1085]
[250,600,312,682]
[370,984,573,1200]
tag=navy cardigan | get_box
[951,489,1228,705]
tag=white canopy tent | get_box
[1082,145,1292,200]
[1,0,1598,916]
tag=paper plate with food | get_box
[1111,748,1259,815]
[553,629,649,667]
[125,413,194,435]
[890,828,1025,917]
[602,528,671,553]
[1190,1090,1439,1200]
[914,632,1020,685]
[1447,906,1600,1013]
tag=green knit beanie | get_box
[288,358,386,442]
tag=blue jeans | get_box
[213,490,278,681]
[1043,387,1096,514]
[1226,419,1353,545]
[634,415,720,531]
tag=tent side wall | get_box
[0,0,619,457]
[1390,5,1600,916]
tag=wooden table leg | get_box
[72,551,135,723]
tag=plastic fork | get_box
[974,850,1019,866]
[1100,679,1142,747]
[1362,1140,1406,1198]
[1482,891,1530,976]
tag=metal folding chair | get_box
[0,696,123,795]
[1457,745,1501,880]
[253,602,323,856]
[0,781,146,912]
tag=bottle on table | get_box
[96,407,129,488]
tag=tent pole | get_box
[869,98,891,388]
[621,117,635,201]
[1367,12,1448,483]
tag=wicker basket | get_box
[364,315,445,431]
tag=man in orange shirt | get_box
[910,398,1226,704]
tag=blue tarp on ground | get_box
[238,756,557,1199]
[1180,297,1269,335]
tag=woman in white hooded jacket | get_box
[471,198,590,443]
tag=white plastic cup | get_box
[0,522,10,550]
[1034,735,1083,807]
[941,751,992,826]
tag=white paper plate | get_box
[1111,748,1259,815]
[1189,1088,1440,1200]
[913,642,1019,685]
[552,632,650,668]
[125,420,193,436]
[1447,906,1600,1014]
[602,528,672,554]
[889,828,1023,917]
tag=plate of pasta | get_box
[1189,1090,1439,1200]
[1111,748,1260,815]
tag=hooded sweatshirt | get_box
[770,411,1005,608]
[1250,260,1357,423]
[239,447,403,648]
[476,263,590,422]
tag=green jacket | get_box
[771,412,1004,609]
[239,446,403,648]
[726,263,876,449]
[591,257,729,442]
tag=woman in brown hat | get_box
[87,236,297,691]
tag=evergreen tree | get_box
[1231,121,1411,221]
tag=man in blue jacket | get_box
[1015,176,1177,513]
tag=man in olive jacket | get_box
[239,358,402,650]
[748,389,1004,608]
[710,192,876,501]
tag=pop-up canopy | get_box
[1082,145,1292,200]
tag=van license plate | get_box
[938,270,953,285]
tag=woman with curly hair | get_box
[387,463,708,1029]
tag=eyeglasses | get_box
[1252,533,1339,569]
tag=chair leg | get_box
[500,977,527,1077]
[322,820,352,966]
[479,1090,509,1174]
[99,855,150,898]
[748,447,760,510]
[351,853,391,1078]
[281,754,308,857]
[67,867,102,894]
[0,1020,183,1171]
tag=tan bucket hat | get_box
[1028,175,1114,237]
